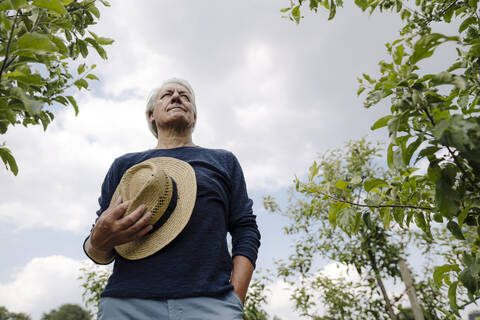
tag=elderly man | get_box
[83,78,261,319]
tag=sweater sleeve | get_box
[227,154,261,268]
[83,158,120,265]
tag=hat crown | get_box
[117,162,173,226]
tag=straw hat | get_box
[110,157,196,260]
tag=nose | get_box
[171,90,182,103]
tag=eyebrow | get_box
[161,89,189,95]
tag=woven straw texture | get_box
[110,157,196,260]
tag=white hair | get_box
[145,78,197,138]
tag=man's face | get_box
[149,83,196,131]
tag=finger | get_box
[123,209,152,234]
[118,205,148,229]
[124,224,153,243]
[108,200,131,220]
[108,195,122,209]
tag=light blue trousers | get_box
[98,290,244,320]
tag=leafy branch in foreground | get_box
[0,0,114,175]
[279,0,480,313]
[265,139,463,319]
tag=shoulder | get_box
[111,149,154,173]
[196,147,239,166]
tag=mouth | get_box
[167,105,186,112]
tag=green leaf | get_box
[77,39,89,58]
[453,76,466,90]
[404,138,422,166]
[371,115,393,130]
[337,207,358,235]
[364,178,388,192]
[459,16,475,33]
[433,264,459,285]
[414,212,429,235]
[350,175,362,184]
[88,5,100,18]
[0,147,18,175]
[308,161,319,182]
[459,268,477,294]
[328,0,336,20]
[17,32,57,53]
[447,221,465,240]
[387,144,394,170]
[77,63,86,75]
[32,0,67,14]
[393,207,405,226]
[74,79,88,90]
[66,96,79,116]
[435,168,460,218]
[86,74,99,80]
[291,5,301,23]
[458,205,471,227]
[393,44,404,65]
[49,35,68,55]
[328,202,349,228]
[97,37,114,45]
[0,0,27,11]
[6,72,45,86]
[448,281,459,315]
[380,207,392,229]
[354,0,369,11]
[335,180,349,190]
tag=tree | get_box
[0,0,113,175]
[41,304,90,320]
[278,0,480,312]
[264,139,459,319]
[0,306,31,320]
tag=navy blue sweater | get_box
[85,146,261,299]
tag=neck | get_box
[155,128,195,149]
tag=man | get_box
[83,78,261,319]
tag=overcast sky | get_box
[0,1,413,319]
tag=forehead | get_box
[159,83,190,94]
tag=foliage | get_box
[78,263,111,316]
[243,273,271,320]
[279,0,480,312]
[265,139,459,319]
[0,306,30,320]
[40,304,91,320]
[0,0,113,175]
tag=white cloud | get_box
[0,256,97,320]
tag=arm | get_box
[227,153,261,302]
[83,196,153,264]
[230,255,255,304]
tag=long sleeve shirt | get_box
[84,146,261,299]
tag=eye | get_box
[181,94,190,101]
[161,92,172,99]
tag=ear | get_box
[148,110,154,122]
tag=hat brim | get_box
[111,157,196,260]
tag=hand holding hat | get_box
[89,196,154,254]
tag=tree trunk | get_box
[367,250,398,320]
[398,258,424,320]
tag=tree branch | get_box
[0,9,20,80]
[317,190,433,211]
